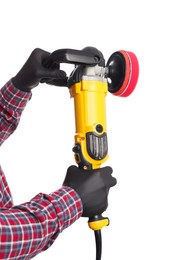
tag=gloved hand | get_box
[12,48,67,92]
[63,165,117,217]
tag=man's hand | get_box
[12,48,67,92]
[63,165,117,217]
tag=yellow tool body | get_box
[70,77,109,170]
[70,71,109,231]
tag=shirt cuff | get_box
[1,79,32,113]
[45,186,83,233]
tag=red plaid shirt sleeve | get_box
[0,80,32,146]
[0,186,82,259]
[0,81,83,259]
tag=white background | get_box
[0,0,173,259]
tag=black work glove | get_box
[12,48,67,92]
[63,165,117,218]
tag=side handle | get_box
[46,48,101,67]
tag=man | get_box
[0,48,116,259]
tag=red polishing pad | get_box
[107,50,139,97]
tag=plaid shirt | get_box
[0,81,83,259]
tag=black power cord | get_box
[89,215,108,260]
[94,230,102,260]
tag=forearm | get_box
[0,80,31,146]
[0,186,83,259]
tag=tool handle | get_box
[46,48,101,67]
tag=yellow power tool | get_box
[48,46,139,260]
